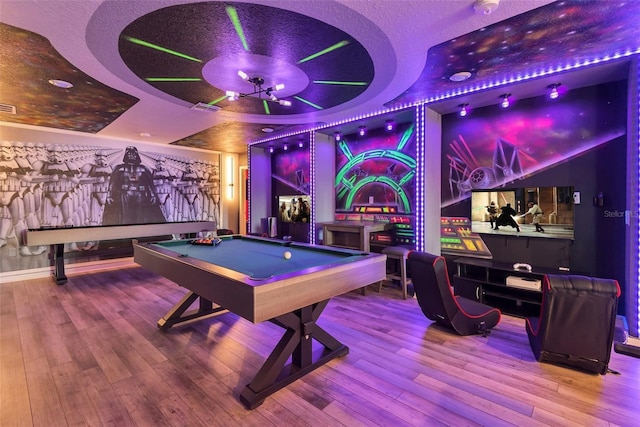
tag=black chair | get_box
[407,252,501,336]
[525,274,620,374]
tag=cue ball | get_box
[283,251,292,260]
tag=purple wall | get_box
[441,80,628,311]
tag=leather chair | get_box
[525,274,620,374]
[407,252,501,336]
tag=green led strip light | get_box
[294,96,323,110]
[313,81,368,86]
[209,95,228,105]
[263,100,271,115]
[226,6,249,51]
[125,37,202,62]
[298,40,349,64]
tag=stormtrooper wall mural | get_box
[0,141,220,272]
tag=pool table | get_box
[133,235,386,409]
[26,221,215,284]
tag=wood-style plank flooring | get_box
[1,265,639,426]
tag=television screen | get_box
[277,195,310,223]
[470,186,575,240]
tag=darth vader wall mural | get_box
[101,146,166,225]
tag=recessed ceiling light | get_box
[48,79,73,88]
[449,71,472,82]
[261,127,274,133]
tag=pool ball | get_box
[283,251,292,260]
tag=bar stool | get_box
[382,246,412,299]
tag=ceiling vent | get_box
[0,103,17,114]
[191,102,221,113]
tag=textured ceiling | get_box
[119,2,374,115]
[0,0,638,153]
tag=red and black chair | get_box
[526,274,620,374]
[408,251,501,336]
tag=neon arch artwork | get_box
[335,124,416,213]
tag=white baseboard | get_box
[0,258,136,284]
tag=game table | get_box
[133,235,386,409]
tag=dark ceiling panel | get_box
[388,0,640,107]
[119,1,374,115]
[0,23,138,133]
[171,121,315,153]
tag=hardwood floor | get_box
[1,265,639,426]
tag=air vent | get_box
[191,102,221,113]
[0,103,17,114]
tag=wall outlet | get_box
[573,191,581,204]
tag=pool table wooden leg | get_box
[53,243,67,285]
[239,299,348,409]
[157,291,227,330]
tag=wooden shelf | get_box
[320,221,385,252]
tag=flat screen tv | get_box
[470,186,575,240]
[277,195,310,223]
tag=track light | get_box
[385,120,395,132]
[283,143,288,151]
[298,139,304,148]
[548,83,561,100]
[458,103,469,117]
[334,132,342,141]
[358,126,366,137]
[268,146,274,154]
[500,93,511,108]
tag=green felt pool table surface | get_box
[149,235,369,279]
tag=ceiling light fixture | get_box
[334,132,342,141]
[283,143,288,151]
[458,103,469,117]
[48,79,73,89]
[548,83,561,100]
[474,0,500,15]
[227,70,291,106]
[298,139,304,148]
[385,120,395,132]
[269,146,274,154]
[499,93,511,108]
[449,71,472,82]
[358,126,367,137]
